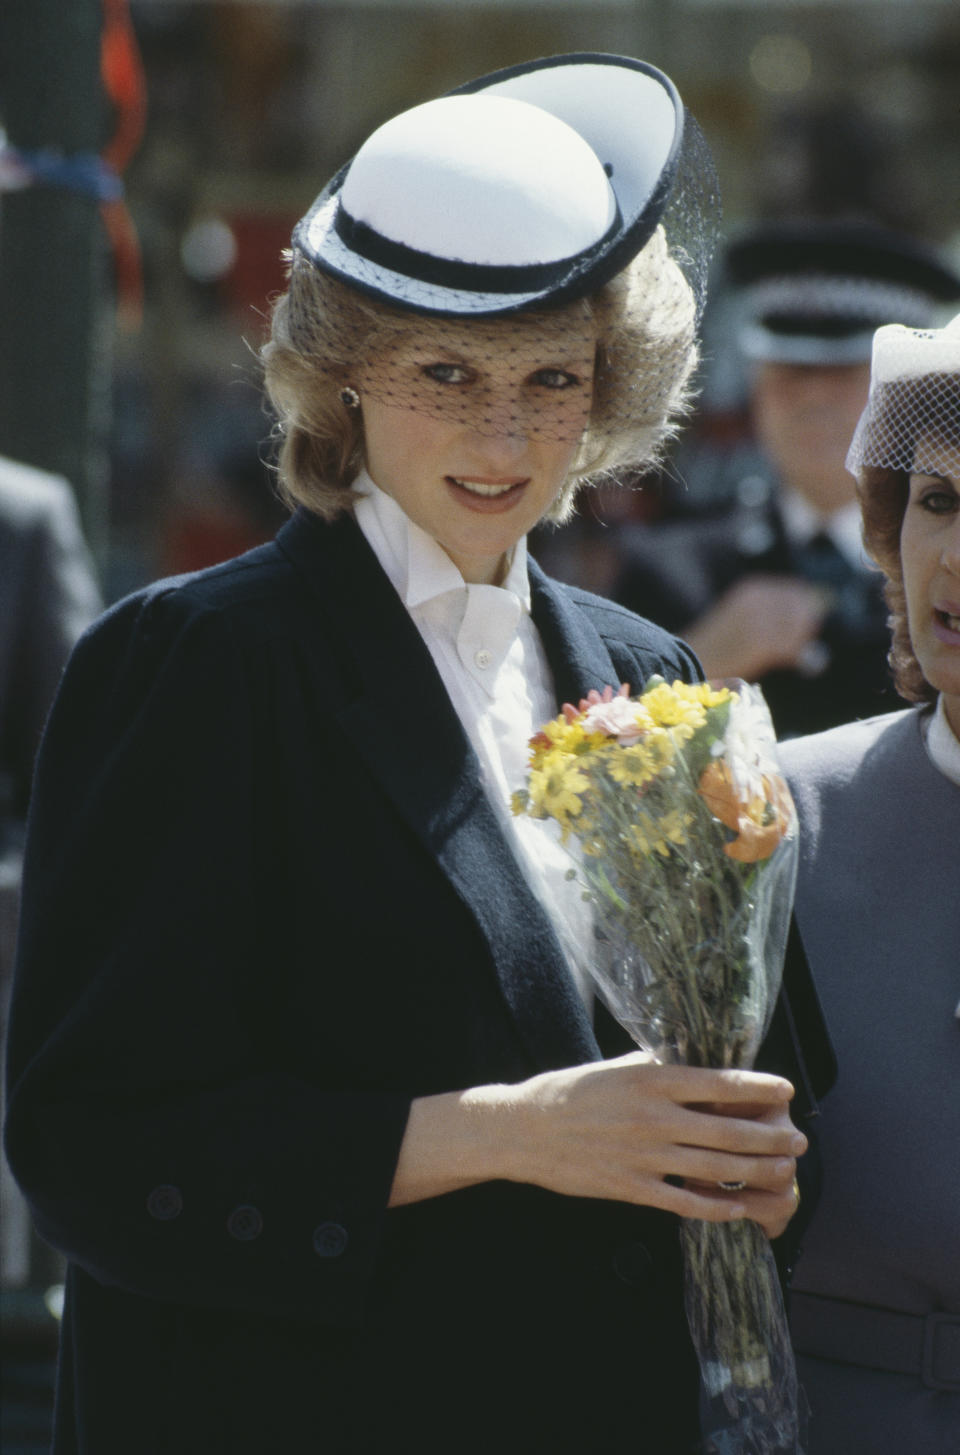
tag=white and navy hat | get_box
[291,52,717,319]
[728,220,960,365]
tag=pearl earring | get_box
[340,387,360,409]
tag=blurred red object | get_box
[223,212,300,319]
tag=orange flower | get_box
[697,760,793,863]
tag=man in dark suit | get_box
[0,457,101,1289]
[613,221,960,736]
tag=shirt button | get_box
[612,1241,653,1289]
[474,648,492,669]
[146,1184,183,1221]
[226,1204,263,1241]
[312,1221,349,1258]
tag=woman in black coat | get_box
[4,55,831,1454]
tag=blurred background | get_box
[1,2,959,1449]
[2,0,959,600]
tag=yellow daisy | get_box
[641,681,708,733]
[629,806,694,858]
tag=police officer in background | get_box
[612,220,960,737]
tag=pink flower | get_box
[581,692,648,743]
[561,683,632,726]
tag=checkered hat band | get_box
[749,274,941,333]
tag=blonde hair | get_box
[262,228,699,524]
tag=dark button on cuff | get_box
[612,1241,653,1289]
[146,1184,183,1221]
[227,1204,263,1241]
[312,1221,348,1258]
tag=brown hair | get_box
[858,465,935,704]
[261,228,699,525]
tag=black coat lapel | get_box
[275,509,601,1070]
[527,559,623,708]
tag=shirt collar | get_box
[352,469,531,611]
[925,695,960,788]
[779,489,867,569]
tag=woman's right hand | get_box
[389,1053,806,1236]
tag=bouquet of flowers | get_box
[512,677,803,1455]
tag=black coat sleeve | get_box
[3,588,410,1329]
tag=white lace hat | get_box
[846,312,960,477]
[291,52,718,319]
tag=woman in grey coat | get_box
[779,312,960,1452]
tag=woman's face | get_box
[900,460,960,736]
[359,315,596,584]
